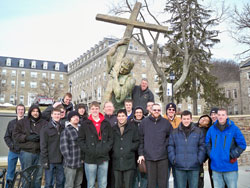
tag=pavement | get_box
[168,166,250,188]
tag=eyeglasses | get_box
[168,108,175,112]
[153,109,161,112]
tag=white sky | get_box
[0,0,248,64]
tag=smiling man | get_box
[138,103,172,188]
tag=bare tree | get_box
[230,3,250,59]
[39,78,62,100]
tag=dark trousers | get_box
[81,163,87,188]
[114,169,134,188]
[45,163,64,188]
[145,159,168,188]
[197,159,214,188]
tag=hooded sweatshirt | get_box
[88,113,105,140]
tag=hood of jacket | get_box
[28,104,41,119]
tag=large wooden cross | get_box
[96,2,168,68]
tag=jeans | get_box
[45,163,65,188]
[167,162,177,188]
[212,171,238,188]
[133,167,147,188]
[175,169,199,188]
[85,161,109,188]
[19,151,43,188]
[6,151,20,188]
[64,166,83,188]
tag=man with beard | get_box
[13,104,47,188]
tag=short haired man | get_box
[4,104,25,188]
[103,101,117,127]
[210,107,218,123]
[40,107,65,188]
[112,109,139,188]
[163,103,181,188]
[77,101,113,188]
[168,110,206,188]
[75,103,88,124]
[60,111,83,188]
[205,108,246,188]
[138,103,172,188]
[132,78,154,113]
[60,92,74,114]
[13,104,47,188]
[124,99,133,121]
[146,101,154,116]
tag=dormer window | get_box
[55,63,60,71]
[6,58,11,66]
[43,62,48,69]
[31,60,36,68]
[19,59,24,67]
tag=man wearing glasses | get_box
[138,103,172,188]
[163,103,181,188]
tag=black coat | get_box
[40,121,65,165]
[4,118,20,153]
[104,114,117,127]
[77,119,113,164]
[112,122,139,171]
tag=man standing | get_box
[138,103,172,188]
[40,107,65,188]
[13,104,47,188]
[60,111,83,188]
[205,108,246,188]
[163,103,181,188]
[4,104,25,188]
[112,109,139,188]
[132,78,154,113]
[145,101,154,116]
[168,110,206,188]
[77,101,113,188]
[124,99,134,121]
[103,101,117,127]
[210,107,218,123]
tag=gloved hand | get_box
[26,133,40,142]
[230,158,237,164]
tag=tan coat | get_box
[163,114,181,129]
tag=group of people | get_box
[3,78,247,188]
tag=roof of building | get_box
[240,60,250,68]
[0,56,68,72]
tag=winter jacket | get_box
[13,105,47,154]
[132,85,154,113]
[4,118,21,153]
[40,120,65,165]
[163,114,181,129]
[138,115,172,161]
[77,114,113,164]
[60,123,82,169]
[104,114,117,127]
[168,123,206,170]
[112,122,139,171]
[205,119,246,172]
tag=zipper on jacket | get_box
[214,135,217,148]
[223,136,227,148]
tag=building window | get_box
[19,59,24,67]
[141,60,146,67]
[233,89,237,98]
[129,43,133,50]
[43,62,48,69]
[1,80,6,87]
[0,94,5,103]
[55,63,60,71]
[51,83,55,88]
[10,95,15,104]
[198,105,201,114]
[19,95,24,104]
[154,75,159,82]
[226,90,231,98]
[248,87,250,97]
[6,58,11,66]
[31,60,36,68]
[141,74,147,78]
[103,73,106,81]
[94,77,97,84]
[97,86,102,100]
[41,83,46,89]
[2,69,7,75]
[20,81,25,88]
[60,84,64,89]
[11,70,16,77]
[248,72,250,80]
[51,74,55,80]
[234,104,238,115]
[59,74,64,80]
[42,73,46,78]
[11,80,15,88]
[21,71,25,77]
[30,82,37,88]
[30,72,38,78]
[188,104,192,112]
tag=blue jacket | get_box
[168,123,206,170]
[205,119,246,172]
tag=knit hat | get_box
[210,108,218,115]
[166,103,176,111]
[68,111,80,121]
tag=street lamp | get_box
[69,81,72,93]
[169,72,175,103]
